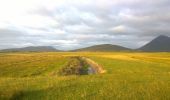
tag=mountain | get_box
[139,35,170,52]
[0,46,60,52]
[72,44,131,52]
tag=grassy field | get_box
[0,52,170,100]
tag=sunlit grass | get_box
[0,52,170,100]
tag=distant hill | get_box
[2,35,170,52]
[72,44,131,52]
[0,46,60,52]
[139,35,170,52]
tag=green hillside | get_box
[72,44,131,52]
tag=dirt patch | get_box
[58,56,106,75]
[81,57,106,74]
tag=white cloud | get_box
[0,0,170,50]
[110,25,126,33]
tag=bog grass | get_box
[58,56,88,75]
[0,52,170,100]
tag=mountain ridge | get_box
[1,35,170,52]
[71,44,131,52]
[0,46,60,52]
[139,35,170,52]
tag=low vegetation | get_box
[0,52,170,100]
[58,56,89,75]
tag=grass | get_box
[0,52,170,100]
[0,53,68,77]
[58,56,88,75]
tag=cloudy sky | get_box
[0,0,170,50]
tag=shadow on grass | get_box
[10,87,70,100]
[10,91,24,100]
[10,89,50,100]
[9,86,95,100]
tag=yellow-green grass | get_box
[0,52,170,100]
[0,53,69,77]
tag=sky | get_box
[0,0,170,50]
